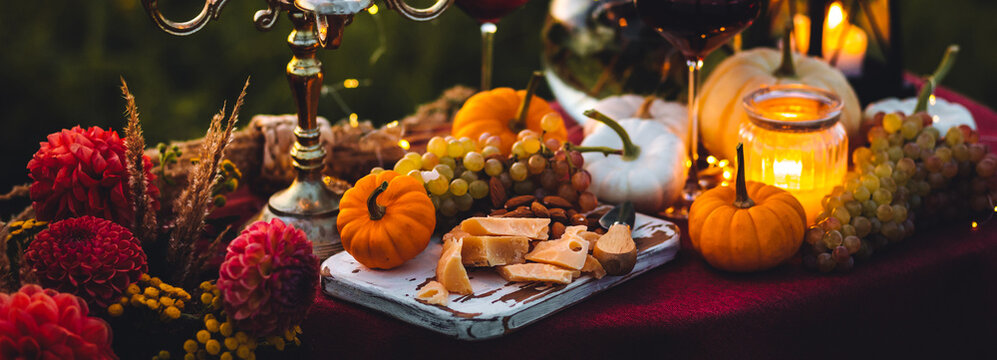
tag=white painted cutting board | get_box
[321,213,680,340]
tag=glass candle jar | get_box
[739,84,848,225]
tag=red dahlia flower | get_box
[27,125,159,226]
[23,216,148,308]
[0,284,117,359]
[217,219,319,337]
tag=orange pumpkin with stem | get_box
[689,143,807,272]
[337,170,436,269]
[452,71,568,154]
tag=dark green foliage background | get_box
[0,0,992,195]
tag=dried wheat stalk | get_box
[169,78,249,284]
[120,77,159,243]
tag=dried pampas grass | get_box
[120,77,159,243]
[170,78,250,285]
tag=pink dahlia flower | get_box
[0,284,117,359]
[217,218,319,337]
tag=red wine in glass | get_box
[634,0,761,219]
[456,0,532,90]
[636,0,761,59]
[456,0,531,24]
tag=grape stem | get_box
[733,143,755,209]
[368,181,389,220]
[773,19,797,78]
[574,109,641,161]
[511,71,544,132]
[914,45,959,114]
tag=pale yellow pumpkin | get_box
[698,44,860,162]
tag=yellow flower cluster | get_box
[5,219,47,241]
[107,273,191,321]
[264,326,304,351]
[199,281,223,311]
[183,314,259,360]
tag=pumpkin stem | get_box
[733,143,755,209]
[512,71,544,132]
[914,45,959,113]
[368,181,389,220]
[635,96,656,119]
[580,109,641,161]
[773,20,797,78]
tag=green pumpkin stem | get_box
[914,45,959,113]
[733,143,755,209]
[773,20,797,78]
[368,181,389,220]
[512,71,544,131]
[575,109,641,161]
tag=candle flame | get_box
[827,2,845,30]
[773,159,803,189]
[929,94,937,106]
[349,113,359,127]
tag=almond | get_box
[543,196,573,209]
[549,208,568,222]
[550,222,566,239]
[571,213,587,226]
[490,208,508,216]
[531,201,550,218]
[505,195,536,210]
[489,177,507,209]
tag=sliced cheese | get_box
[525,236,590,270]
[415,281,449,306]
[581,255,607,279]
[460,217,550,240]
[436,237,473,295]
[496,263,579,284]
[461,235,529,267]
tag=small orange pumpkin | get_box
[689,144,806,272]
[337,170,436,269]
[452,72,568,154]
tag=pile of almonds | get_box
[489,195,604,239]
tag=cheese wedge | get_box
[525,236,590,270]
[436,237,472,295]
[460,217,550,240]
[415,281,449,306]
[561,225,601,249]
[461,235,529,267]
[581,255,607,279]
[496,263,580,284]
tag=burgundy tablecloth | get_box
[220,82,997,359]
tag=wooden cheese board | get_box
[321,212,680,340]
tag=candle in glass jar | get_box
[740,85,848,225]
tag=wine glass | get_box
[634,0,761,218]
[456,0,531,90]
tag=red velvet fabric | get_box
[269,84,996,358]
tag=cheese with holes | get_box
[562,225,600,249]
[461,235,529,267]
[496,263,580,284]
[525,236,590,270]
[415,281,449,306]
[581,255,607,279]
[436,237,472,295]
[460,217,550,240]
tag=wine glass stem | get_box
[685,57,703,186]
[480,22,497,90]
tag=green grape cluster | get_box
[378,114,596,219]
[802,111,996,273]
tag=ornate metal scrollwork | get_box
[140,0,230,36]
[382,0,454,21]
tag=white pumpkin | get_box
[585,95,689,139]
[698,45,860,162]
[864,96,975,135]
[578,110,687,214]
